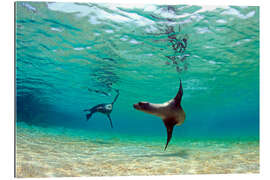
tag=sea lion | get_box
[84,90,119,128]
[133,80,185,150]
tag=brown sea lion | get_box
[133,80,185,150]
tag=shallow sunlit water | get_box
[15,2,259,177]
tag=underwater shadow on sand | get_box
[134,149,189,159]
[90,140,115,145]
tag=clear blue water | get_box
[15,2,259,177]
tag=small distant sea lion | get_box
[84,90,119,128]
[133,80,185,150]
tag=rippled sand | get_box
[16,123,259,177]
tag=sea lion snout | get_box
[133,102,150,110]
[133,103,139,109]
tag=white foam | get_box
[50,27,63,32]
[130,39,140,44]
[105,29,114,33]
[221,8,256,19]
[216,19,227,24]
[196,27,211,34]
[74,47,84,51]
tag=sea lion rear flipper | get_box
[163,118,177,151]
[86,112,94,121]
[174,80,183,108]
[107,114,113,128]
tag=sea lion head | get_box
[133,102,153,113]
[105,104,112,111]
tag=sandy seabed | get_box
[16,124,259,177]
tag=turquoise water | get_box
[15,2,259,177]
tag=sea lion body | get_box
[89,103,113,115]
[133,80,185,150]
[134,100,185,125]
[84,90,119,128]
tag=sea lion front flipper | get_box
[163,118,177,151]
[112,90,120,105]
[174,80,183,108]
[107,114,113,128]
